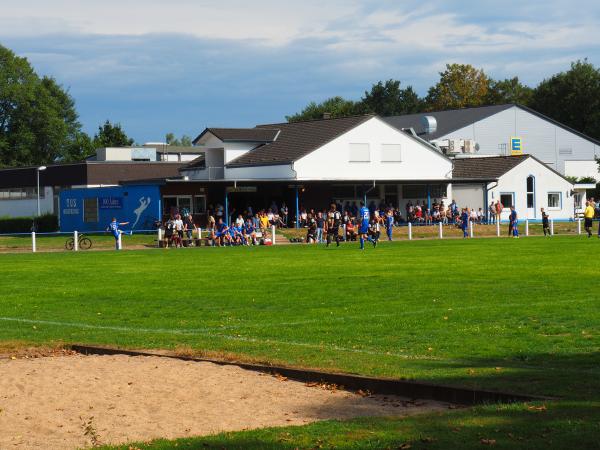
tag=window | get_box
[500,193,514,208]
[526,176,535,209]
[349,143,370,162]
[559,148,573,155]
[0,187,45,201]
[193,195,206,214]
[83,198,98,223]
[381,144,401,162]
[548,192,562,209]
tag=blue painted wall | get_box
[59,185,161,232]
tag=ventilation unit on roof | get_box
[421,115,438,135]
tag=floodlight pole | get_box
[36,166,47,217]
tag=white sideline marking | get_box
[0,317,433,360]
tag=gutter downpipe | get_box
[364,180,376,205]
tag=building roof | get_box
[452,155,531,179]
[383,104,514,140]
[194,128,280,144]
[226,115,374,167]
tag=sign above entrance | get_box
[226,186,257,193]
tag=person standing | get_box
[326,203,342,247]
[509,206,519,238]
[106,217,129,250]
[460,208,469,238]
[183,214,197,245]
[315,212,325,244]
[385,208,394,241]
[541,208,550,236]
[358,202,376,250]
[584,201,595,238]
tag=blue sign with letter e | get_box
[511,137,523,155]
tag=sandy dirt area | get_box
[0,353,450,449]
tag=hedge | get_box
[0,214,59,234]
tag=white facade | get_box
[564,160,600,180]
[293,117,452,181]
[452,157,576,221]
[438,106,600,176]
[0,186,54,218]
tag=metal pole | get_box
[117,231,122,250]
[577,218,582,235]
[295,187,299,229]
[272,225,276,245]
[496,219,500,237]
[74,230,79,252]
[157,227,162,248]
[32,231,36,253]
[408,222,412,240]
[224,191,229,226]
[438,222,443,239]
[550,219,554,236]
[36,170,41,217]
[525,219,529,237]
[469,221,474,238]
[343,224,347,242]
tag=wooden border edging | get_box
[70,345,553,406]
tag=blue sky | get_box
[1,0,599,143]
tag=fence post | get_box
[550,219,554,236]
[157,228,162,248]
[342,224,347,241]
[496,219,500,237]
[74,230,79,252]
[117,231,122,250]
[438,222,443,239]
[525,219,529,237]
[469,221,474,238]
[272,225,276,245]
[577,218,582,235]
[408,222,413,241]
[32,231,36,253]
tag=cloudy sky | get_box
[1,0,599,142]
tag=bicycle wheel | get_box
[65,238,75,250]
[79,237,92,250]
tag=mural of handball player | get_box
[107,218,130,250]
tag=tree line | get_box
[287,61,600,143]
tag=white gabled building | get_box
[172,114,581,223]
[452,155,580,221]
[384,104,600,179]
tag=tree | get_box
[359,80,423,116]
[487,77,533,105]
[286,96,359,122]
[165,133,192,147]
[425,64,491,110]
[0,45,90,166]
[93,120,134,148]
[530,60,600,140]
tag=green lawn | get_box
[1,237,599,449]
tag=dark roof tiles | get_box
[452,155,530,179]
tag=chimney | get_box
[322,112,332,120]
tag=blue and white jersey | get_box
[108,221,119,237]
[360,207,370,224]
[510,210,518,222]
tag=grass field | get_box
[1,237,599,449]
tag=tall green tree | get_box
[359,80,423,116]
[165,132,192,146]
[487,77,533,105]
[530,60,600,140]
[0,45,90,166]
[93,120,134,148]
[425,63,491,110]
[286,96,359,122]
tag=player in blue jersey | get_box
[460,208,469,238]
[106,217,130,250]
[509,206,519,238]
[358,202,376,249]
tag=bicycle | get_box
[65,233,93,250]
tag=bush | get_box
[0,214,59,234]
